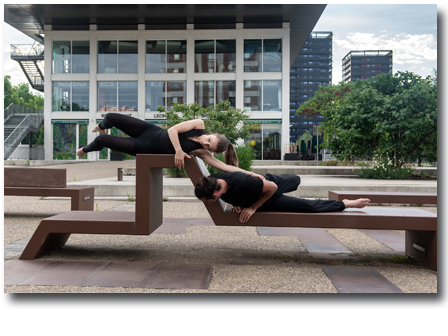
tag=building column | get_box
[43,25,52,161]
[281,22,291,160]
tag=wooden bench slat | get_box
[4,167,66,188]
[328,190,437,204]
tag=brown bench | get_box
[328,190,437,205]
[19,155,437,270]
[4,167,94,211]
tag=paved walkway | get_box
[3,161,438,293]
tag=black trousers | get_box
[81,113,160,156]
[258,174,345,213]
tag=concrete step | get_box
[68,175,437,199]
[123,166,437,177]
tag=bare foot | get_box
[76,148,86,158]
[343,198,370,209]
[92,124,106,134]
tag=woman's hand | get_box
[174,150,191,169]
[251,173,266,180]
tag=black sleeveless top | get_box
[135,122,206,154]
[158,128,206,154]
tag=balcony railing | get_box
[10,44,44,57]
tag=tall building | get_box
[289,31,332,143]
[5,4,326,161]
[342,50,393,82]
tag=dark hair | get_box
[212,133,239,168]
[194,176,221,200]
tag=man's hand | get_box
[238,207,256,223]
[232,206,243,213]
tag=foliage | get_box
[4,76,44,110]
[355,161,413,179]
[207,143,255,174]
[166,167,188,178]
[5,76,45,145]
[159,100,255,145]
[296,72,437,168]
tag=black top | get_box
[158,128,206,154]
[210,172,264,208]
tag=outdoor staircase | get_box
[4,104,44,160]
[10,43,44,92]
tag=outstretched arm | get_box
[193,149,265,179]
[236,179,277,223]
[168,119,205,169]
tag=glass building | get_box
[289,32,332,143]
[342,50,393,82]
[5,4,327,161]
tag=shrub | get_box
[207,143,255,175]
[356,161,413,179]
[166,168,188,177]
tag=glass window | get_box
[195,81,214,108]
[263,124,281,160]
[167,40,187,73]
[146,40,166,73]
[145,81,165,111]
[118,41,138,73]
[98,82,118,111]
[248,123,262,160]
[195,40,215,73]
[263,81,282,111]
[98,41,118,73]
[167,81,186,110]
[78,124,88,160]
[72,82,89,111]
[52,82,71,111]
[72,41,90,73]
[53,123,76,160]
[263,39,282,72]
[216,81,235,107]
[244,39,262,72]
[118,82,138,111]
[216,40,236,73]
[53,41,71,74]
[243,80,262,111]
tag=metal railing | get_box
[4,104,44,159]
[10,43,44,57]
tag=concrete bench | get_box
[328,190,437,205]
[19,155,437,270]
[4,167,94,211]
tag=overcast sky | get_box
[314,4,437,83]
[1,3,439,95]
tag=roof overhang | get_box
[4,4,326,68]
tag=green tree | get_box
[4,76,45,145]
[160,100,254,144]
[296,72,437,168]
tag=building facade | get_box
[289,31,332,143]
[342,50,393,82]
[5,4,326,161]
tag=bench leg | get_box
[71,188,95,211]
[405,230,437,270]
[20,222,72,260]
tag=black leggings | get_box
[81,113,148,156]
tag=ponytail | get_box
[224,143,239,167]
[212,133,239,167]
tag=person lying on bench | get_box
[194,172,371,223]
[77,113,264,179]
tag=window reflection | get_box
[195,81,214,108]
[244,39,261,72]
[216,81,235,107]
[118,82,138,111]
[216,40,236,73]
[52,82,71,111]
[98,82,117,111]
[263,39,282,72]
[98,41,118,73]
[195,40,214,73]
[167,40,187,73]
[263,81,281,111]
[53,41,71,74]
[167,81,186,110]
[146,40,166,73]
[145,82,165,111]
[244,80,262,111]
[72,41,89,73]
[263,124,281,160]
[118,41,138,73]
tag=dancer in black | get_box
[195,172,370,223]
[77,113,264,177]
